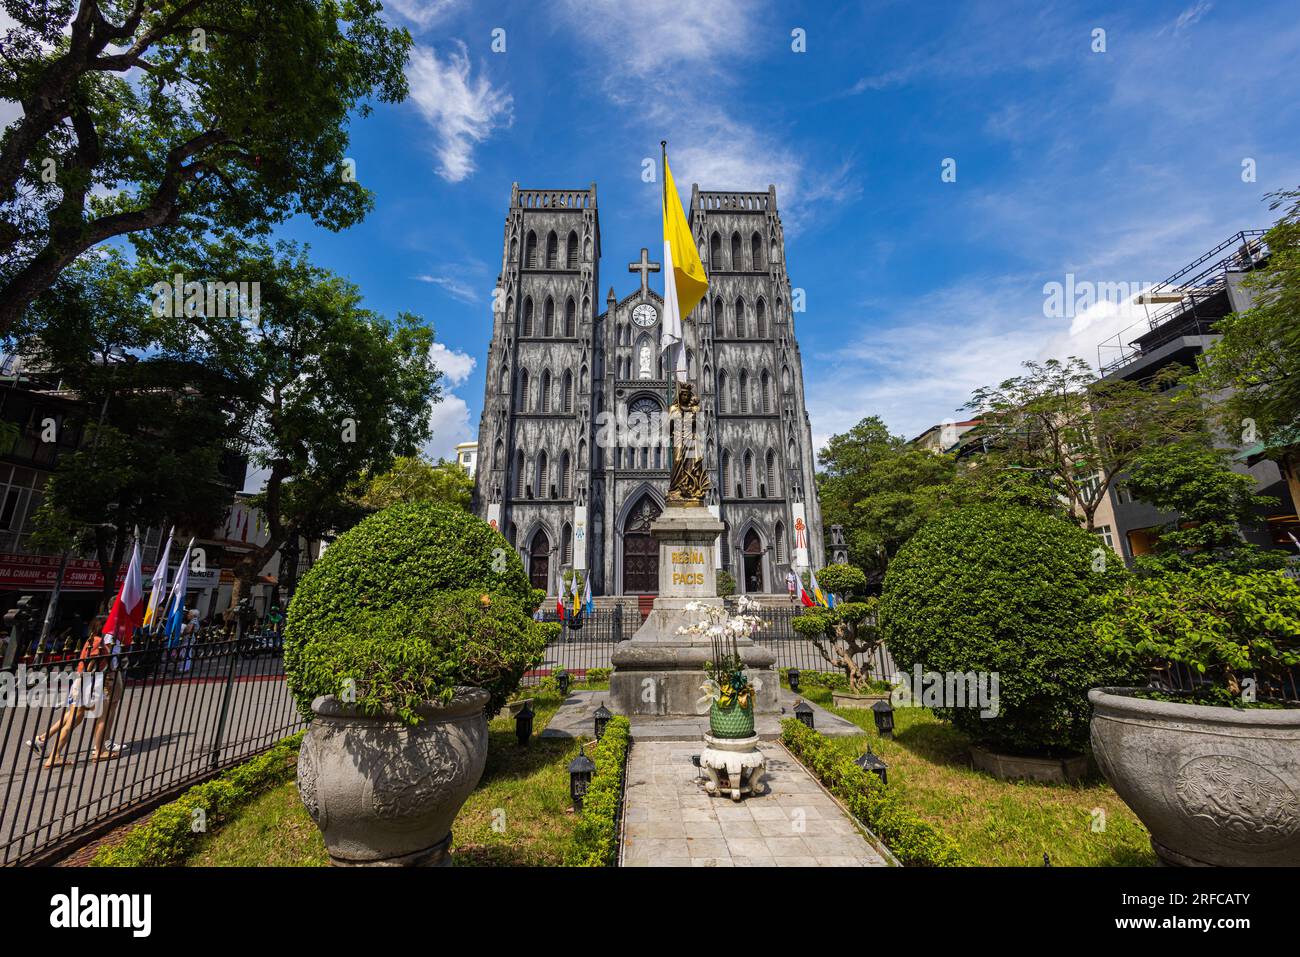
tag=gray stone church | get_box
[471,181,824,597]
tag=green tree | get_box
[168,239,442,611]
[0,0,410,334]
[816,416,956,576]
[21,249,241,608]
[790,564,884,692]
[1194,188,1300,480]
[965,357,1200,531]
[357,456,473,513]
[1123,441,1283,574]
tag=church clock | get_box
[631,303,657,327]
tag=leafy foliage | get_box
[568,716,631,867]
[1124,441,1283,574]
[357,455,473,513]
[715,569,736,597]
[0,0,411,333]
[1094,567,1300,702]
[791,564,883,692]
[781,718,963,866]
[880,504,1137,753]
[284,502,551,722]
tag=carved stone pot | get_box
[297,688,489,866]
[1089,688,1300,866]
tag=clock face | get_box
[631,303,657,327]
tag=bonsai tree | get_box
[715,569,737,597]
[284,502,553,722]
[879,504,1137,753]
[791,564,885,693]
[1094,567,1300,706]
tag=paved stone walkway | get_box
[621,741,891,867]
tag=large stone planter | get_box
[296,688,490,866]
[1089,687,1300,867]
[970,744,1088,784]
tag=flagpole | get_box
[661,140,674,470]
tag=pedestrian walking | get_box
[26,613,125,767]
[785,567,798,604]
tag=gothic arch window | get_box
[578,439,588,470]
[766,449,778,496]
[582,295,591,320]
[527,527,550,591]
[493,439,504,468]
[686,348,696,378]
[544,296,555,336]
[721,450,733,496]
[734,297,746,338]
[522,297,534,336]
[562,522,573,565]
[775,520,788,565]
[499,364,509,394]
[782,365,793,393]
[761,370,773,414]
[580,364,589,392]
[562,370,574,413]
[739,370,750,413]
[584,236,593,261]
[743,449,755,497]
[710,232,723,271]
[505,295,514,328]
[756,298,768,339]
[751,232,765,271]
[514,449,526,497]
[525,231,538,268]
[510,237,518,262]
[717,371,729,413]
[566,231,579,269]
[517,369,530,412]
[546,231,558,268]
[565,297,576,337]
[536,450,549,498]
[730,231,743,270]
[559,451,572,497]
[712,296,724,332]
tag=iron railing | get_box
[0,629,304,866]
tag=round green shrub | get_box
[284,502,552,722]
[817,563,867,599]
[879,504,1136,753]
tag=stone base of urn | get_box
[1089,687,1300,867]
[699,732,767,801]
[610,507,777,718]
[296,688,490,867]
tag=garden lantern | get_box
[568,752,596,813]
[514,700,534,746]
[794,699,814,729]
[872,698,895,737]
[787,668,801,692]
[593,702,612,741]
[854,745,888,786]
[557,670,571,696]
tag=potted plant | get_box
[790,563,892,708]
[679,596,765,738]
[284,502,552,866]
[1090,567,1300,866]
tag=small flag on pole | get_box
[165,538,195,644]
[142,527,174,630]
[104,536,145,647]
[582,574,594,617]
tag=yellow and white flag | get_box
[142,527,174,628]
[661,153,708,381]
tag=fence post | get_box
[613,604,623,644]
[208,644,240,771]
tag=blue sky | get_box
[265,0,1300,458]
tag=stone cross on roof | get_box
[628,247,660,298]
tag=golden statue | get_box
[667,380,710,507]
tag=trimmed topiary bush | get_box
[284,502,553,723]
[879,504,1136,754]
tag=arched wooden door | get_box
[528,529,550,593]
[622,496,662,594]
[743,529,764,593]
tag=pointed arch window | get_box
[522,297,534,337]
[721,450,733,496]
[562,522,573,565]
[775,521,788,565]
[559,451,572,497]
[710,232,723,271]
[536,450,549,498]
[739,371,750,414]
[544,297,555,336]
[761,370,773,414]
[517,369,530,412]
[751,232,765,271]
[565,297,576,337]
[514,449,526,497]
[539,370,552,412]
[718,371,729,413]
[734,297,746,338]
[493,439,504,468]
[743,450,755,497]
[525,231,538,268]
[562,370,574,413]
[730,231,743,270]
[545,231,558,268]
[766,449,778,496]
[756,298,768,338]
[566,231,579,268]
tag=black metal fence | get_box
[522,604,899,686]
[1152,660,1300,704]
[0,629,305,866]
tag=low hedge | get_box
[781,718,963,867]
[567,715,631,867]
[93,732,305,867]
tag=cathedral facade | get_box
[472,181,824,596]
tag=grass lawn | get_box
[788,682,1157,866]
[187,682,605,867]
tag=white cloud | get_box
[385,0,461,31]
[1171,1,1214,35]
[415,273,481,303]
[421,393,473,462]
[406,42,513,182]
[429,341,476,386]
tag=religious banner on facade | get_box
[486,503,501,536]
[791,503,810,569]
[573,505,587,571]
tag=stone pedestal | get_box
[609,507,777,717]
[700,733,767,801]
